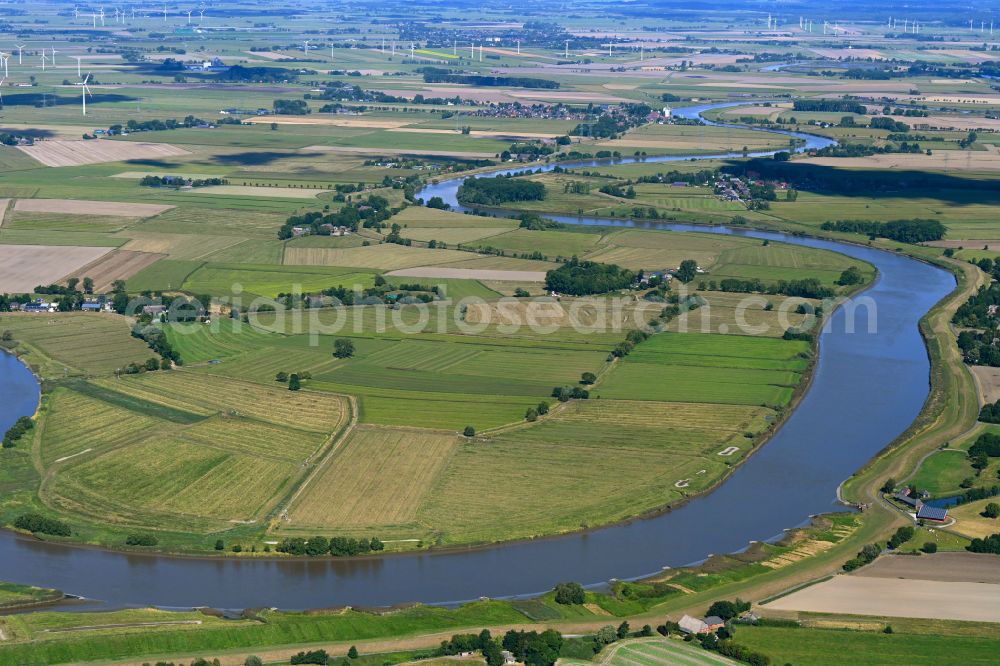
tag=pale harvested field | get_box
[0,199,9,227]
[196,185,327,199]
[914,115,1000,131]
[66,250,165,292]
[304,145,496,159]
[13,198,173,217]
[765,575,1000,622]
[464,299,659,329]
[287,426,459,529]
[800,151,1000,171]
[853,553,1000,584]
[18,140,189,167]
[0,244,112,293]
[971,365,1000,405]
[950,498,1000,539]
[245,116,411,128]
[386,266,547,282]
[720,105,785,117]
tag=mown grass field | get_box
[30,372,347,536]
[561,638,741,666]
[0,312,152,377]
[737,622,1000,666]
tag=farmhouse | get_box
[678,614,725,634]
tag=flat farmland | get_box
[18,140,189,167]
[0,244,112,293]
[562,638,741,666]
[66,250,166,292]
[36,372,347,535]
[181,262,376,298]
[286,426,459,532]
[283,244,472,270]
[596,332,809,406]
[12,198,173,218]
[0,312,152,377]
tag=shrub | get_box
[125,533,159,547]
[12,513,70,537]
[553,581,585,605]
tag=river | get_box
[0,104,956,610]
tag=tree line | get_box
[545,257,634,296]
[819,218,946,243]
[275,536,385,557]
[457,176,546,206]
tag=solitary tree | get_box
[244,657,264,666]
[580,372,597,385]
[334,338,355,359]
[288,373,301,391]
[463,425,476,437]
[347,646,359,660]
[983,502,1000,519]
[82,277,94,293]
[676,259,698,283]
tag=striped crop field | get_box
[0,312,153,377]
[286,426,460,532]
[34,372,347,534]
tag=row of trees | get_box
[275,536,385,557]
[13,513,71,537]
[2,416,33,449]
[820,218,946,243]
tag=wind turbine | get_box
[0,77,5,108]
[100,7,105,26]
[92,12,97,27]
[163,4,168,22]
[15,45,24,65]
[50,48,59,66]
[40,49,47,71]
[74,55,83,78]
[187,10,191,24]
[303,39,310,54]
[77,73,92,115]
[0,54,8,79]
[564,40,569,58]
[199,9,204,21]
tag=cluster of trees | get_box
[0,132,33,146]
[13,513,71,537]
[958,329,1000,366]
[554,581,586,604]
[132,324,181,365]
[842,542,881,571]
[420,68,559,89]
[870,117,911,133]
[836,266,865,286]
[545,257,635,296]
[125,533,159,547]
[518,213,563,231]
[792,99,866,114]
[457,176,546,206]
[978,400,1000,423]
[955,280,1000,329]
[277,196,395,240]
[2,416,33,449]
[635,168,716,186]
[120,357,172,375]
[612,329,652,359]
[887,525,915,550]
[598,183,636,199]
[502,629,563,666]
[140,175,228,189]
[275,536,385,557]
[273,99,310,114]
[819,218,946,243]
[220,65,301,83]
[968,533,1000,554]
[552,385,589,402]
[290,650,330,665]
[524,401,549,422]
